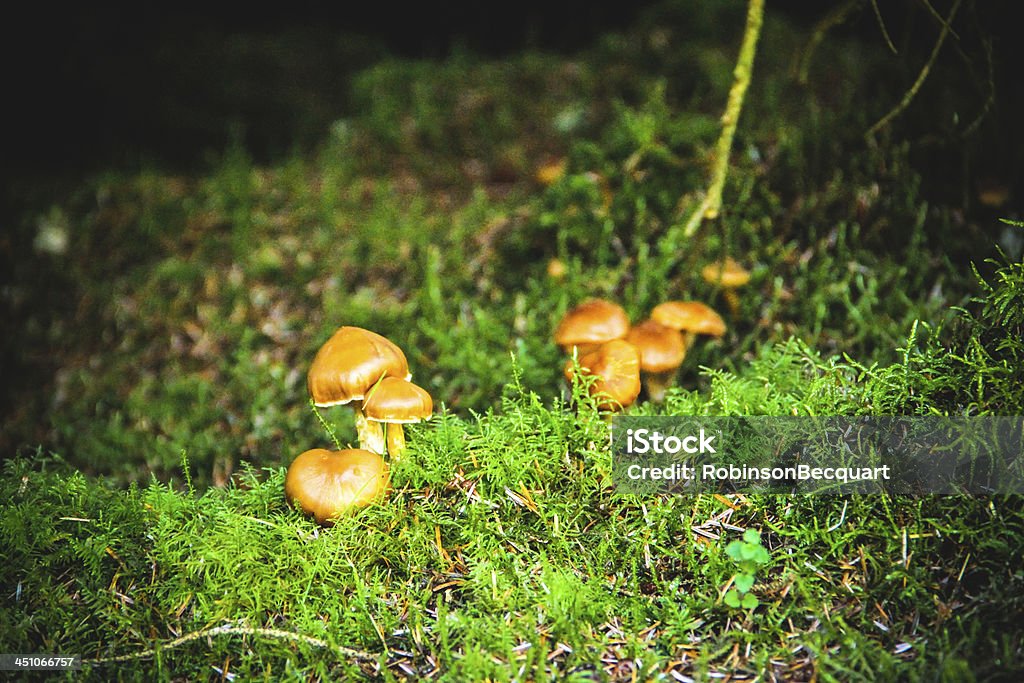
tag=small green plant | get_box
[723,528,771,609]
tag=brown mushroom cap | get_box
[651,301,726,337]
[564,339,642,410]
[285,448,390,525]
[701,258,751,288]
[554,299,631,353]
[363,377,433,425]
[625,319,686,373]
[307,326,410,407]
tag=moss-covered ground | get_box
[2,1,1023,680]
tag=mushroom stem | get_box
[354,405,385,455]
[724,289,740,316]
[365,421,386,455]
[644,372,676,403]
[385,424,407,459]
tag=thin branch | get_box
[680,0,765,240]
[871,0,898,54]
[957,35,995,139]
[918,0,961,40]
[310,399,342,450]
[865,0,962,140]
[796,0,863,85]
[83,624,376,665]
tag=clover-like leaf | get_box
[725,540,743,561]
[741,593,759,609]
[734,573,755,593]
[724,589,742,608]
[739,543,760,561]
[742,529,760,544]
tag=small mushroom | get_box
[563,339,642,411]
[650,300,726,350]
[701,258,750,315]
[535,157,567,186]
[554,299,631,356]
[307,326,410,450]
[626,319,687,402]
[285,448,390,525]
[976,177,1010,208]
[362,377,433,458]
[546,258,567,280]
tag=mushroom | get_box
[554,299,631,356]
[650,301,726,350]
[535,157,567,186]
[701,258,750,315]
[546,257,567,280]
[307,326,410,450]
[625,319,687,402]
[362,377,433,458]
[285,448,390,525]
[563,339,642,411]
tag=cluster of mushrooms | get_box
[556,258,749,409]
[284,326,433,525]
[282,260,747,523]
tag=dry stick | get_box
[681,0,765,240]
[82,624,375,665]
[865,0,962,141]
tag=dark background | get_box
[5,1,1018,186]
[4,2,659,182]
